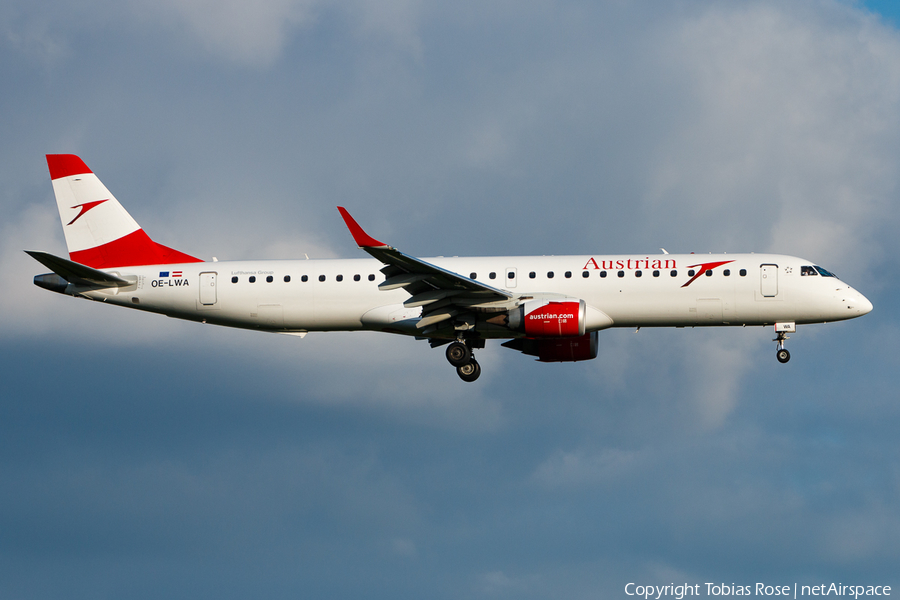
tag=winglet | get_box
[337,207,390,248]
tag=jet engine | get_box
[501,331,599,362]
[507,299,586,337]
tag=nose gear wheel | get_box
[773,330,791,363]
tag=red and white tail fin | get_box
[46,154,202,269]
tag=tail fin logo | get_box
[67,200,109,226]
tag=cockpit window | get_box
[814,266,837,278]
[800,266,818,276]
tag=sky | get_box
[2,0,899,598]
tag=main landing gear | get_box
[773,322,795,364]
[446,340,481,382]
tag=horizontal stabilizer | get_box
[25,250,132,288]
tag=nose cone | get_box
[845,287,873,317]
[858,292,874,315]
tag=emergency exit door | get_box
[200,272,217,305]
[760,265,778,297]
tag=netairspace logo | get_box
[624,583,892,600]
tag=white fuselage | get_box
[72,253,872,337]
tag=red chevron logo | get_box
[67,199,108,226]
[681,260,735,287]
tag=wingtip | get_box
[337,206,388,248]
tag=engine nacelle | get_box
[536,332,598,362]
[501,331,599,362]
[508,299,586,337]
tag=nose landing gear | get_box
[773,322,795,364]
[445,340,482,382]
[776,344,790,364]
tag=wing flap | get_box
[403,290,463,308]
[416,309,459,329]
[379,273,431,291]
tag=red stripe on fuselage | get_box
[69,229,203,269]
[47,154,92,180]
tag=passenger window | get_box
[231,276,238,283]
[582,271,589,278]
[600,271,607,278]
[529,272,536,279]
[688,270,695,277]
[249,276,257,283]
[266,275,273,283]
[723,270,730,276]
[548,271,554,278]
[670,270,677,277]
[740,269,747,276]
[336,275,343,282]
[368,274,375,281]
[653,270,659,277]
[508,272,515,279]
[301,275,308,282]
[489,272,496,279]
[705,270,712,277]
[635,270,642,277]
[354,274,360,281]
[318,275,326,282]
[565,271,572,278]
[470,272,477,279]
[284,275,291,282]
[617,271,625,278]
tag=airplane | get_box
[28,154,873,382]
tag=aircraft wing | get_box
[338,207,514,331]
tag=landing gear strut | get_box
[445,340,481,382]
[774,330,791,363]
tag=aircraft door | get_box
[505,267,517,289]
[760,264,778,297]
[200,272,217,305]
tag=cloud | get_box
[479,570,534,595]
[642,2,900,276]
[531,447,644,487]
[3,1,900,597]
[819,503,900,563]
[131,0,426,67]
[2,0,426,68]
[136,0,319,67]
